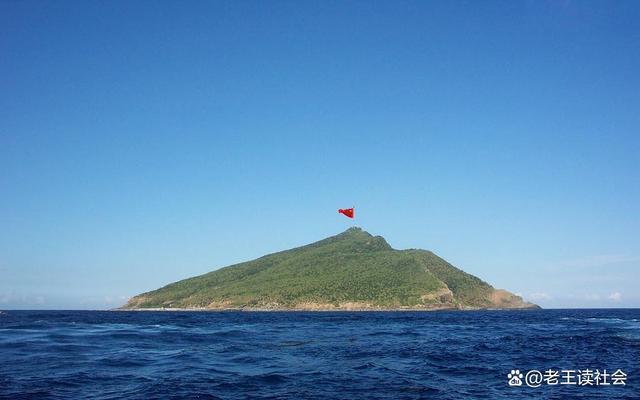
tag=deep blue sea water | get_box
[0,309,638,399]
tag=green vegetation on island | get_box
[123,227,538,310]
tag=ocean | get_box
[0,309,638,399]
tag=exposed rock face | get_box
[490,289,537,309]
[123,228,539,311]
[421,288,454,303]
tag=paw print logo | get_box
[508,369,523,386]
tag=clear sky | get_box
[1,1,638,309]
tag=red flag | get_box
[338,207,355,219]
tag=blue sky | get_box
[1,1,638,309]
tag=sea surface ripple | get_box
[0,309,638,399]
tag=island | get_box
[122,227,539,311]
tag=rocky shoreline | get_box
[117,304,541,312]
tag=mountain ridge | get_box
[123,227,539,311]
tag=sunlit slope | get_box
[124,228,538,310]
